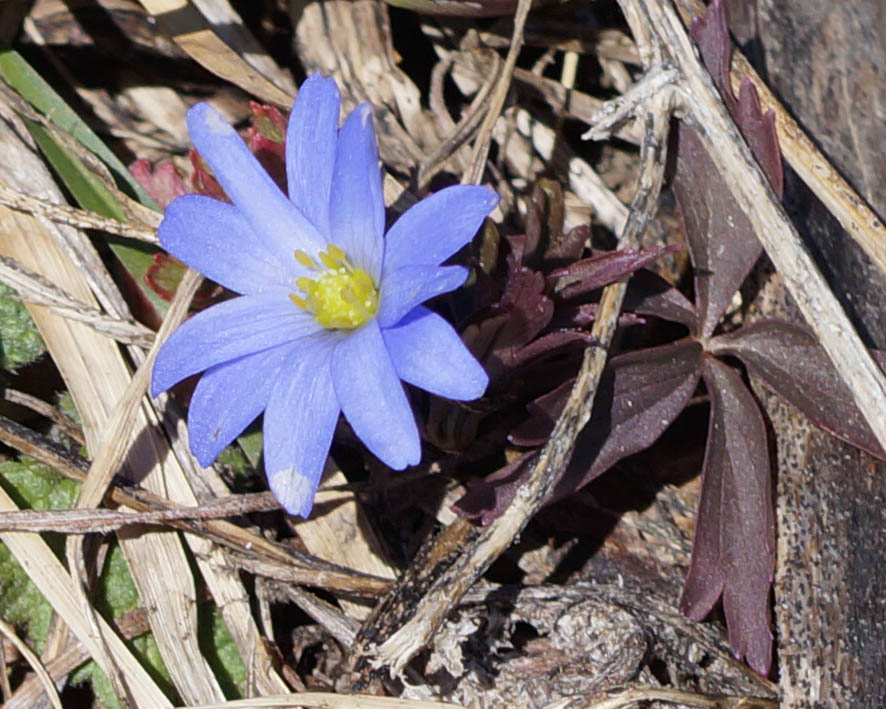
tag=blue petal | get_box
[187,102,325,256]
[329,104,384,281]
[151,294,321,396]
[187,343,296,466]
[383,306,488,401]
[160,195,295,295]
[264,335,340,517]
[377,265,468,328]
[286,73,340,238]
[331,320,420,469]
[382,185,499,276]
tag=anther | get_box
[294,250,315,269]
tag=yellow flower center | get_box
[289,244,379,330]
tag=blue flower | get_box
[150,74,498,517]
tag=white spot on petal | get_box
[203,107,235,135]
[269,467,314,517]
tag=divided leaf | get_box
[680,356,774,676]
[570,340,705,489]
[551,245,680,300]
[674,0,784,337]
[623,269,700,330]
[453,451,536,525]
[673,125,763,337]
[710,320,886,459]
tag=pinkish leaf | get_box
[551,245,680,300]
[710,320,886,459]
[189,149,227,201]
[680,356,774,676]
[248,102,286,143]
[145,253,223,308]
[623,269,699,332]
[245,103,286,192]
[129,159,188,209]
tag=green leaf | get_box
[0,460,175,704]
[0,282,45,371]
[0,49,156,209]
[237,428,263,469]
[22,116,126,221]
[0,459,79,653]
[1,50,169,318]
[199,604,246,698]
[20,116,169,318]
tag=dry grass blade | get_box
[3,388,84,444]
[464,0,533,185]
[0,493,281,533]
[293,463,397,619]
[185,695,464,708]
[6,610,151,709]
[578,685,778,709]
[63,268,207,704]
[0,254,154,346]
[0,413,391,598]
[0,105,174,707]
[0,618,62,709]
[0,483,171,706]
[0,179,160,244]
[137,0,293,106]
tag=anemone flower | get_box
[150,74,498,517]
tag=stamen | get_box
[327,244,346,262]
[294,250,316,269]
[318,251,340,270]
[289,245,379,330]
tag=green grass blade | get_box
[0,48,158,210]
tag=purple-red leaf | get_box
[623,269,700,330]
[673,125,763,337]
[680,356,774,676]
[735,79,783,198]
[453,451,536,525]
[710,320,886,459]
[513,341,703,465]
[675,0,784,337]
[691,0,736,112]
[575,340,704,484]
[509,377,573,447]
[545,224,589,263]
[510,330,594,369]
[551,245,680,300]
